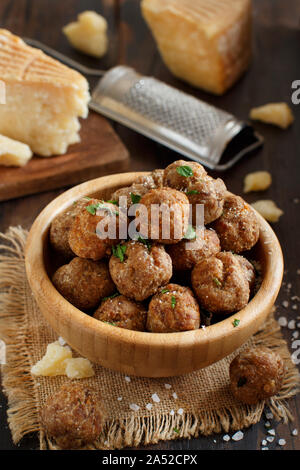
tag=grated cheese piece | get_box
[250,103,294,129]
[31,341,72,376]
[63,11,108,58]
[64,357,94,379]
[0,134,32,167]
[251,200,283,223]
[243,171,272,193]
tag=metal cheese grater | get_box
[25,39,263,171]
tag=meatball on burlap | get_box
[137,188,190,244]
[41,383,105,449]
[230,347,285,404]
[191,252,250,314]
[109,240,172,301]
[68,199,127,260]
[147,284,200,332]
[212,194,260,253]
[167,228,221,271]
[94,295,147,331]
[52,257,115,310]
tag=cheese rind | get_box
[141,0,252,95]
[0,134,32,167]
[0,29,90,156]
[63,11,108,58]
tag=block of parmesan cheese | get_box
[0,134,32,167]
[141,0,252,95]
[0,29,90,156]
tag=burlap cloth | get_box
[0,227,299,450]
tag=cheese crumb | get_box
[0,134,32,167]
[31,341,72,376]
[64,357,94,379]
[31,341,94,379]
[250,103,294,129]
[251,200,283,223]
[63,11,108,58]
[244,171,272,193]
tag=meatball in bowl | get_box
[25,168,283,377]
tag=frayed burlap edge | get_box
[0,226,299,450]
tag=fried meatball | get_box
[94,295,147,331]
[212,194,260,253]
[167,228,221,271]
[52,257,115,310]
[163,160,207,190]
[147,283,200,332]
[234,255,256,291]
[109,240,172,301]
[68,199,128,260]
[187,176,227,225]
[134,169,165,189]
[191,252,250,314]
[137,188,190,244]
[49,198,91,259]
[41,382,105,449]
[110,183,150,210]
[230,347,285,405]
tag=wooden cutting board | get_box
[0,112,129,201]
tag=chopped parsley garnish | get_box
[186,189,199,195]
[102,292,120,302]
[102,321,117,326]
[171,295,176,309]
[83,196,92,200]
[213,277,222,288]
[112,244,127,262]
[106,199,118,205]
[184,225,196,240]
[161,288,170,294]
[86,201,119,216]
[130,193,142,204]
[232,318,240,328]
[137,236,151,251]
[173,427,180,434]
[176,165,193,177]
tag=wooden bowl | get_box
[25,172,284,377]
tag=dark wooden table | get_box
[0,0,299,451]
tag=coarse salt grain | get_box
[125,376,131,383]
[232,431,244,441]
[170,409,175,416]
[278,317,287,327]
[268,429,275,436]
[292,305,298,310]
[288,320,296,329]
[261,439,267,446]
[292,331,299,338]
[292,429,298,436]
[282,301,289,308]
[146,403,153,410]
[151,393,160,403]
[261,447,269,450]
[172,392,178,399]
[129,403,140,411]
[117,397,123,401]
[278,439,286,446]
[265,421,271,427]
[177,408,184,415]
[58,336,66,346]
[265,411,274,420]
[164,384,172,389]
[223,434,230,441]
[266,436,274,443]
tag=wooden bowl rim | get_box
[25,172,284,349]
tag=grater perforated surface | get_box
[121,77,231,146]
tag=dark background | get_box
[0,0,299,450]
